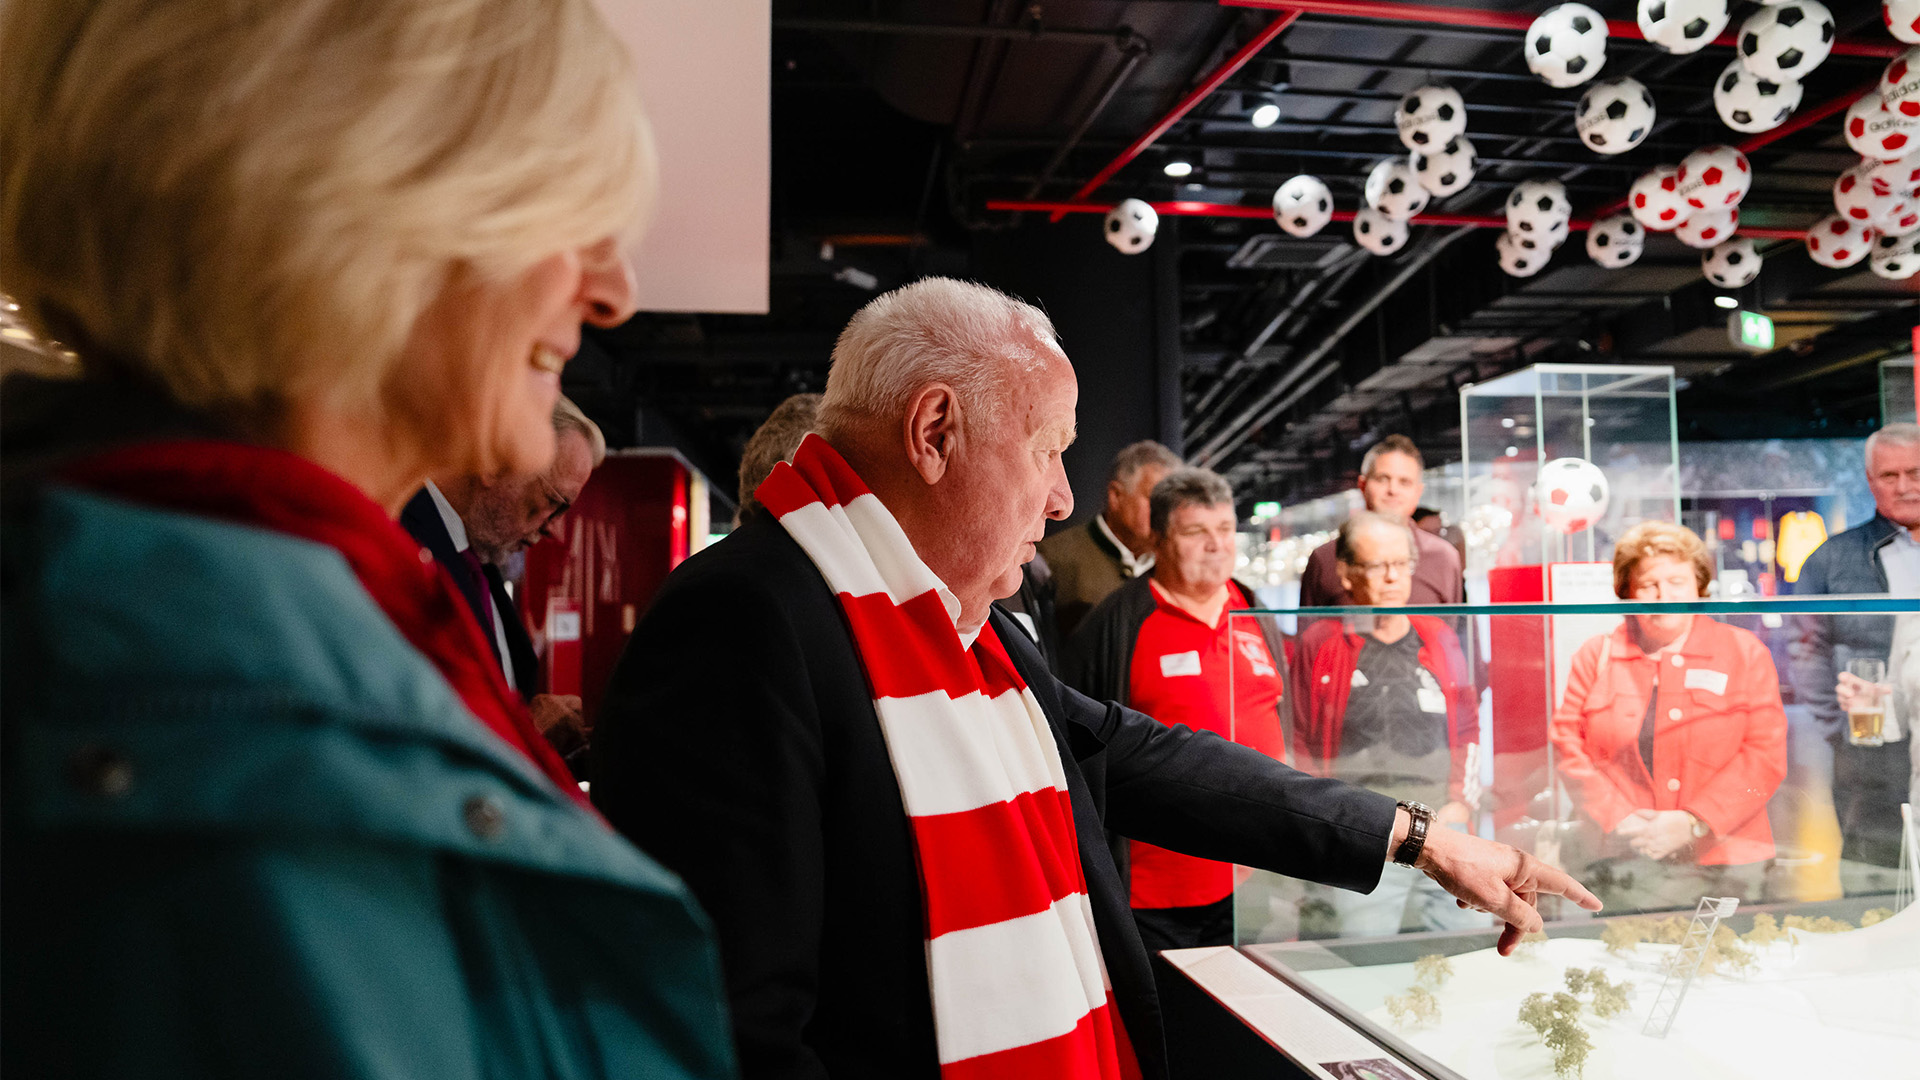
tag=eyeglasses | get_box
[1347,558,1412,579]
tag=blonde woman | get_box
[1548,522,1788,911]
[0,1,733,1076]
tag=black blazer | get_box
[399,489,536,701]
[592,512,1397,1080]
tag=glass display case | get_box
[1211,597,1919,1080]
[1458,365,1679,596]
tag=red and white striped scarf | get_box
[757,434,1138,1080]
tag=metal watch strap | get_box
[1393,800,1433,867]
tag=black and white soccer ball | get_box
[1496,229,1549,278]
[1103,199,1158,254]
[1737,1,1835,83]
[1870,230,1920,279]
[1353,207,1410,256]
[1576,77,1655,154]
[1365,157,1430,221]
[1527,4,1609,89]
[1676,205,1738,249]
[1638,0,1729,55]
[1712,58,1802,134]
[1703,237,1761,287]
[1272,175,1334,238]
[1412,135,1477,197]
[1536,458,1610,534]
[1585,213,1645,267]
[1505,179,1572,238]
[1396,85,1468,151]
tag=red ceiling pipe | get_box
[986,197,1809,238]
[1220,0,1901,58]
[1053,10,1303,221]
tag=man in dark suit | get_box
[593,278,1598,1080]
[402,395,604,756]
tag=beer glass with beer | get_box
[1844,657,1888,748]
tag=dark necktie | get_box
[460,549,495,634]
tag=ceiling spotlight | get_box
[1251,103,1281,128]
[1713,295,1739,309]
[1164,160,1194,178]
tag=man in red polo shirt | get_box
[1063,467,1288,951]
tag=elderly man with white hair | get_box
[593,278,1600,1080]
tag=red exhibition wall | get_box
[517,450,710,726]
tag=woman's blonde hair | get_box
[1612,520,1712,598]
[0,0,654,417]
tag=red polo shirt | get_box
[1125,581,1287,909]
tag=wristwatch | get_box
[1393,800,1434,867]
[1689,813,1711,840]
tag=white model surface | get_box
[1297,921,1920,1080]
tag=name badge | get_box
[1683,668,1729,696]
[1160,651,1202,677]
[1350,669,1370,688]
[1417,687,1448,713]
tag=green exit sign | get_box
[1251,501,1281,521]
[1730,309,1775,351]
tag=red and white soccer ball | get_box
[1535,458,1611,535]
[1630,165,1694,229]
[1846,93,1919,162]
[1883,47,1920,120]
[1883,201,1920,236]
[1836,162,1903,225]
[1870,152,1920,197]
[1676,206,1738,248]
[1677,145,1752,210]
[1805,214,1876,268]
[1890,0,1920,45]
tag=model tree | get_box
[1743,912,1783,947]
[1385,985,1441,1027]
[1517,991,1592,1078]
[1601,917,1648,955]
[1413,953,1455,990]
[1862,908,1895,927]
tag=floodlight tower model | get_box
[1641,896,1739,1038]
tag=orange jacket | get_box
[1548,615,1787,866]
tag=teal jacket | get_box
[2,485,738,1080]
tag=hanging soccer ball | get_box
[1882,48,1920,120]
[1703,237,1761,287]
[1535,458,1611,534]
[1576,77,1655,154]
[1676,206,1739,248]
[1365,158,1430,221]
[1353,207,1410,255]
[1870,152,1920,197]
[1805,213,1876,268]
[1272,176,1334,238]
[1713,59,1803,134]
[1836,162,1903,225]
[1412,135,1478,197]
[1639,0,1729,54]
[1496,230,1549,278]
[1103,199,1158,254]
[1890,0,1920,45]
[1397,85,1468,151]
[1677,145,1752,210]
[1630,165,1695,230]
[1881,200,1920,235]
[1871,231,1920,279]
[1846,93,1919,162]
[1505,179,1572,238]
[1586,213,1645,267]
[1527,4,1609,89]
[1737,1,1835,84]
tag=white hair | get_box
[815,277,1060,439]
[1866,423,1920,468]
[0,0,652,419]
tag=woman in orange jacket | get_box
[1549,522,1788,911]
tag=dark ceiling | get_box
[574,0,1920,512]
